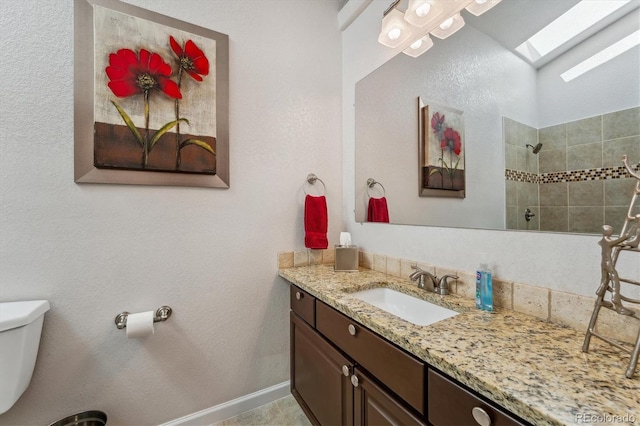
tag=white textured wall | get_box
[0,1,342,425]
[342,2,639,297]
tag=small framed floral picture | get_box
[74,0,229,188]
[419,99,465,198]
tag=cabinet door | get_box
[353,367,427,426]
[291,311,354,426]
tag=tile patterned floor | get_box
[212,395,312,426]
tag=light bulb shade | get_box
[466,0,501,16]
[402,35,434,57]
[439,17,454,30]
[405,0,437,27]
[430,13,465,39]
[378,8,412,48]
[405,0,450,30]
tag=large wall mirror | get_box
[355,0,640,234]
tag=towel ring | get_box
[367,178,386,198]
[304,173,326,196]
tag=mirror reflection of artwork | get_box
[422,103,465,197]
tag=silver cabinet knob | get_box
[295,291,302,300]
[348,324,357,336]
[472,407,492,426]
[342,365,350,376]
[351,375,359,387]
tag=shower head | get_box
[526,143,543,154]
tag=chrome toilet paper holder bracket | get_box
[115,306,173,330]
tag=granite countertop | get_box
[279,265,640,426]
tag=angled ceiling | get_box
[464,0,640,69]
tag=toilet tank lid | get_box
[0,300,50,332]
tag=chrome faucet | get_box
[409,266,437,292]
[410,266,457,295]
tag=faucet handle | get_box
[409,265,425,280]
[439,274,458,285]
[436,274,458,295]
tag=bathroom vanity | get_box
[280,265,640,426]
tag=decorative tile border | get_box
[278,249,639,345]
[506,165,639,184]
[505,169,538,183]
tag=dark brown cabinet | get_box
[291,309,425,426]
[289,284,530,426]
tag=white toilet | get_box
[0,300,50,414]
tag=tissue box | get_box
[334,245,359,272]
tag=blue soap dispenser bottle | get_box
[481,264,493,311]
[475,262,486,309]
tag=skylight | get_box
[561,29,640,81]
[515,0,632,63]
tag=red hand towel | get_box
[368,197,389,223]
[304,195,328,249]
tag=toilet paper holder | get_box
[114,306,173,330]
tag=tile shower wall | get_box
[504,118,539,231]
[505,107,640,233]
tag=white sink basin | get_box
[351,288,458,326]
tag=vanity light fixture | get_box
[379,0,502,58]
[378,1,412,48]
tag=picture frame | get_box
[74,0,229,188]
[418,98,465,198]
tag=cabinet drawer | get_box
[291,285,315,327]
[428,369,527,426]
[316,301,425,415]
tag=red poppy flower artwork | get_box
[106,48,182,99]
[431,112,445,135]
[441,127,462,156]
[421,103,465,194]
[168,36,213,169]
[75,0,229,187]
[101,47,189,169]
[91,4,218,177]
[170,36,210,82]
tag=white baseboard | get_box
[160,381,291,426]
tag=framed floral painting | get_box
[419,99,465,198]
[74,0,229,188]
